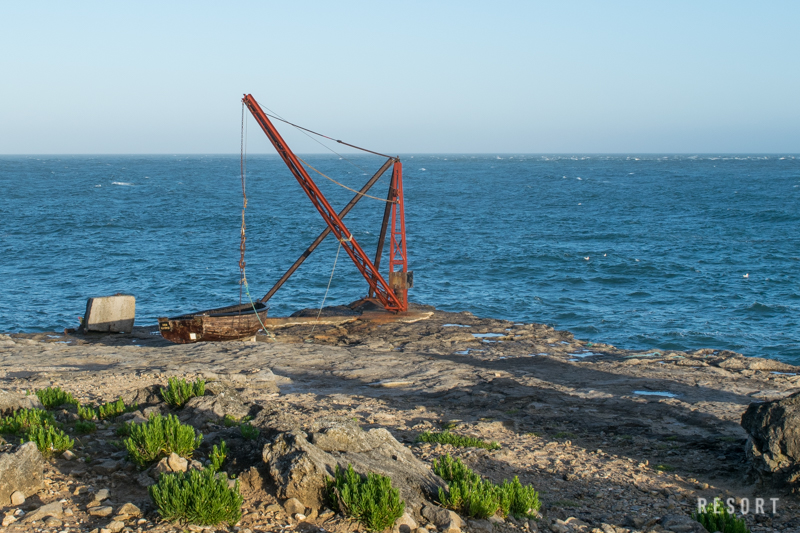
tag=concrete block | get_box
[82,294,135,333]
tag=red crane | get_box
[242,94,410,313]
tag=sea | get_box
[1,154,798,362]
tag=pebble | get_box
[394,511,418,533]
[283,497,307,516]
[105,520,125,533]
[2,515,17,527]
[62,450,76,460]
[264,503,283,514]
[114,502,142,519]
[89,506,114,517]
[167,451,188,472]
[23,501,63,523]
[10,490,25,505]
[45,516,63,527]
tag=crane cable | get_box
[240,102,273,338]
[262,110,394,159]
[255,103,397,203]
[296,156,395,203]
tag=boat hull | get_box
[158,302,269,344]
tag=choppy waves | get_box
[1,154,798,361]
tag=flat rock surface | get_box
[2,305,800,532]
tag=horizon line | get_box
[1,152,799,157]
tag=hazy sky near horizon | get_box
[2,1,799,154]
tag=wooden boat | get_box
[157,302,268,344]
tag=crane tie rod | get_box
[263,112,395,159]
[296,156,395,203]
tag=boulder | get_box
[421,506,461,528]
[262,419,444,517]
[120,385,162,410]
[0,442,44,504]
[0,389,44,416]
[252,406,306,439]
[180,393,249,428]
[741,392,800,485]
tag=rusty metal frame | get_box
[260,158,393,303]
[243,94,408,313]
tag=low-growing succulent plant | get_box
[326,464,405,532]
[124,413,202,466]
[149,469,243,526]
[161,377,205,408]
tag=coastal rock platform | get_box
[1,304,799,532]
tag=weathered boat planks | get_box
[158,302,268,344]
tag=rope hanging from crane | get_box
[239,102,248,303]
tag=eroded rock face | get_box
[180,392,249,427]
[120,385,162,409]
[0,389,43,415]
[262,419,444,516]
[0,442,44,504]
[741,392,800,485]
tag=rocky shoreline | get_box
[2,304,800,533]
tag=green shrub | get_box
[501,476,541,519]
[36,386,79,409]
[161,377,205,408]
[75,420,97,434]
[326,464,405,532]
[433,453,481,485]
[77,405,98,421]
[116,421,133,437]
[210,440,228,472]
[0,408,55,434]
[441,475,504,519]
[239,422,259,440]
[79,398,137,421]
[655,464,675,472]
[27,425,74,457]
[433,454,541,519]
[124,413,203,466]
[149,469,243,527]
[417,430,500,451]
[693,498,750,533]
[99,397,138,419]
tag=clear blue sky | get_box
[1,1,798,154]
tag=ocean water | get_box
[1,154,798,362]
